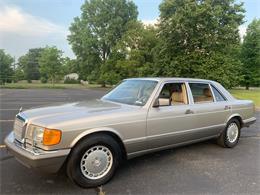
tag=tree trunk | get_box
[52,76,54,87]
[246,84,249,90]
[101,82,106,88]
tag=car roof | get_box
[125,77,213,83]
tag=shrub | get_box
[64,77,80,84]
[40,77,48,83]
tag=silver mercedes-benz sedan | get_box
[5,78,256,187]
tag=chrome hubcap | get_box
[80,145,113,180]
[227,123,239,143]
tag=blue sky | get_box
[0,0,259,59]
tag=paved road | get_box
[0,88,259,195]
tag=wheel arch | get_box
[226,114,243,127]
[69,128,127,160]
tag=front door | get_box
[147,82,196,149]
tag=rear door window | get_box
[189,83,214,103]
[211,85,226,101]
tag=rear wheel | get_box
[217,118,241,148]
[66,134,122,188]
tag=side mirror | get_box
[153,98,160,107]
[153,98,170,107]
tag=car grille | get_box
[13,114,27,143]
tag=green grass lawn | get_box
[230,88,260,108]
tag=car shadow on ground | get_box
[1,141,217,194]
[0,139,222,194]
[2,136,260,194]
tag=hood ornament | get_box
[19,107,23,113]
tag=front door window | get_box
[159,83,188,106]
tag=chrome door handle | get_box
[185,109,194,114]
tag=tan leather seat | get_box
[181,84,188,104]
[171,84,188,105]
[194,88,213,102]
[203,88,213,101]
[171,92,184,105]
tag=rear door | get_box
[187,82,231,137]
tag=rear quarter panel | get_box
[230,100,255,121]
[211,81,255,123]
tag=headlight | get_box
[33,125,45,142]
[29,125,62,146]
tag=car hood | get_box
[20,99,138,128]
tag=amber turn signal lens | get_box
[43,129,62,146]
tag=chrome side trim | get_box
[232,107,253,111]
[123,124,225,144]
[147,109,228,121]
[146,124,225,141]
[243,117,256,127]
[124,137,146,144]
[127,135,218,159]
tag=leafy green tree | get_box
[111,21,158,81]
[240,19,260,89]
[17,55,27,80]
[94,21,159,85]
[68,0,138,85]
[14,66,24,82]
[62,57,79,75]
[0,49,14,85]
[39,46,63,85]
[156,0,245,88]
[18,48,44,82]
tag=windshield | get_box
[102,80,158,106]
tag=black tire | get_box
[66,134,122,188]
[217,118,241,148]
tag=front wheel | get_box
[66,134,121,188]
[217,118,241,148]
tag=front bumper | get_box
[4,132,70,173]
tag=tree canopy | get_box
[113,22,158,78]
[155,0,245,88]
[2,0,259,89]
[67,0,248,88]
[18,48,44,82]
[240,19,260,89]
[39,46,63,85]
[68,0,138,84]
[0,49,14,84]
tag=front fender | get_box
[69,127,124,148]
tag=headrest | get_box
[203,88,212,97]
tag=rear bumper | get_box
[4,132,70,173]
[243,117,256,127]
